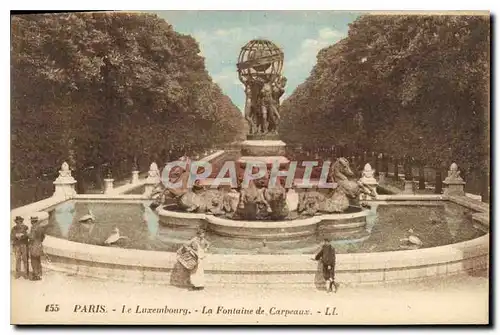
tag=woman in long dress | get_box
[188,230,210,290]
[170,229,210,289]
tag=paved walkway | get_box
[11,269,489,325]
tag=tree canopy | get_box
[11,12,245,181]
[280,14,489,175]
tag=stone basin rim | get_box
[40,196,489,268]
[157,205,370,228]
[42,232,488,271]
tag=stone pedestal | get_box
[443,181,465,196]
[53,162,77,199]
[378,172,386,185]
[238,140,289,171]
[443,163,466,196]
[104,178,114,194]
[131,170,140,184]
[237,156,290,169]
[403,180,415,194]
[144,162,161,197]
[240,140,286,157]
[246,133,281,141]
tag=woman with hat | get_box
[10,216,29,279]
[28,216,46,281]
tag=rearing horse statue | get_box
[298,157,373,214]
[322,157,363,212]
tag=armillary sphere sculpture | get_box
[237,39,287,136]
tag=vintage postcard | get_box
[10,10,490,325]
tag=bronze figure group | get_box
[243,75,287,135]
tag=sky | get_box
[151,11,361,112]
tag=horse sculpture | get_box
[150,157,375,219]
[298,157,374,214]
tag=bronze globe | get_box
[237,39,284,85]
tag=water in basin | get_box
[45,200,485,255]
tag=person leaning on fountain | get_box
[313,238,338,293]
[28,216,46,281]
[11,216,29,279]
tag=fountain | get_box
[236,39,288,168]
[154,39,376,240]
[11,40,488,289]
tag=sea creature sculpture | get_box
[237,179,270,220]
[263,181,289,220]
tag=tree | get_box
[281,14,489,177]
[11,12,245,182]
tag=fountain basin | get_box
[10,190,489,287]
[41,232,488,287]
[157,205,370,240]
[240,140,287,156]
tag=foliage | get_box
[11,12,245,180]
[280,15,489,175]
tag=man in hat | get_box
[314,238,338,293]
[10,216,29,279]
[28,216,46,280]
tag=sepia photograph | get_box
[9,9,490,325]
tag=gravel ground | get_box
[11,268,489,325]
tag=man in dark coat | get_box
[10,216,29,279]
[28,216,46,281]
[314,238,338,293]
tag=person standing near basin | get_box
[11,216,29,279]
[187,229,210,290]
[313,238,338,293]
[174,229,210,290]
[28,216,46,281]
